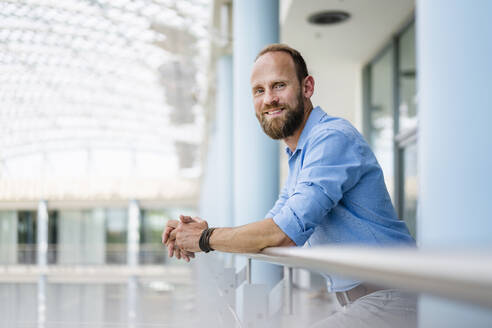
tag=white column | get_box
[417,1,492,326]
[127,202,139,326]
[127,200,140,267]
[0,211,17,264]
[233,0,282,288]
[36,200,48,267]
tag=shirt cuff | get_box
[272,206,313,246]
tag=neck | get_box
[284,103,313,152]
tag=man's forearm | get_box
[209,218,295,253]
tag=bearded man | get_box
[163,44,416,327]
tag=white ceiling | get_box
[0,0,210,203]
[281,0,414,64]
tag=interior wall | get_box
[307,54,360,126]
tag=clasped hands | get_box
[161,215,209,262]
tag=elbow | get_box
[279,236,296,247]
[259,238,294,252]
[270,232,296,249]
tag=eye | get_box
[254,88,264,95]
[274,82,286,89]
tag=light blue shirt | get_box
[267,106,415,292]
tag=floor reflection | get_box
[0,275,197,328]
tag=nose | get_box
[264,90,279,106]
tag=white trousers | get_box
[310,289,418,328]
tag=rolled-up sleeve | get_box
[273,130,364,246]
[265,184,289,219]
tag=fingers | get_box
[166,219,179,229]
[166,243,194,263]
[168,240,175,258]
[164,215,198,263]
[162,219,179,244]
[179,214,194,224]
[181,250,190,262]
[169,228,177,242]
[162,226,173,244]
[181,249,195,262]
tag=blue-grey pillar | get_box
[233,0,282,288]
[417,1,492,327]
[216,55,234,229]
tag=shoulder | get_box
[305,116,364,151]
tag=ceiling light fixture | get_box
[307,10,350,25]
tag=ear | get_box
[302,76,315,99]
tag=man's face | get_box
[250,51,305,140]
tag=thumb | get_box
[180,215,194,223]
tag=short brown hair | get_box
[255,43,309,84]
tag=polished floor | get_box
[0,262,420,328]
[0,270,197,328]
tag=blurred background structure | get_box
[1,0,492,327]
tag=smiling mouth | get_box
[264,108,285,116]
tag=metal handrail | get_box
[244,246,492,309]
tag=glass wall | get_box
[364,20,418,239]
[0,205,196,266]
[398,24,417,132]
[140,207,197,264]
[105,208,128,264]
[58,209,106,265]
[0,211,17,264]
[368,46,395,199]
[17,211,37,264]
[397,23,418,238]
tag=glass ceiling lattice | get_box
[0,0,210,202]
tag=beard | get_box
[257,93,305,140]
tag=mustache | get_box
[263,103,287,110]
[262,104,287,113]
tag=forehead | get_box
[250,51,297,85]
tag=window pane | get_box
[370,47,394,199]
[105,208,128,264]
[17,211,37,264]
[398,23,417,132]
[140,207,196,264]
[140,209,168,264]
[403,142,418,238]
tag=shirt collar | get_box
[285,106,326,156]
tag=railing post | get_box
[284,266,293,315]
[247,257,252,284]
